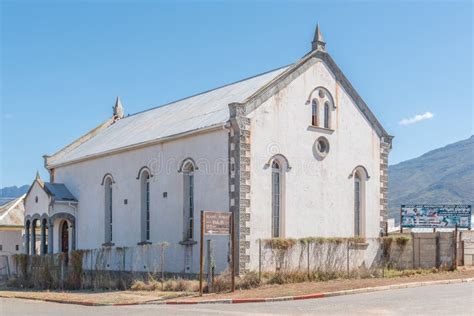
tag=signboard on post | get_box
[199,211,235,296]
[401,205,471,229]
[204,212,231,235]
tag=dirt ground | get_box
[1,267,473,305]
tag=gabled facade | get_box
[25,25,392,274]
[24,173,77,255]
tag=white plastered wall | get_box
[247,59,382,270]
[24,181,50,218]
[53,128,230,273]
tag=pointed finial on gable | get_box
[35,170,41,180]
[312,23,326,51]
[113,96,124,119]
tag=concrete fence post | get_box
[346,242,350,278]
[453,226,458,269]
[206,239,215,292]
[411,232,416,269]
[60,259,64,290]
[307,243,310,280]
[258,239,263,282]
[435,233,440,269]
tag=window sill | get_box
[101,242,115,247]
[307,126,335,134]
[137,241,152,246]
[179,240,197,246]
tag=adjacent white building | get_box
[0,195,25,255]
[23,25,392,274]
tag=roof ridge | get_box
[126,64,292,119]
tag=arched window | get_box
[140,170,151,242]
[307,87,335,130]
[183,162,195,241]
[354,172,361,236]
[272,161,281,238]
[324,102,330,129]
[351,167,368,237]
[311,99,318,126]
[104,177,113,243]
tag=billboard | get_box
[401,205,471,229]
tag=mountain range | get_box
[388,135,474,221]
[0,184,29,205]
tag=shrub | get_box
[130,280,150,291]
[160,278,200,292]
[68,250,84,289]
[380,237,393,262]
[265,238,296,250]
[265,271,310,284]
[237,271,260,290]
[395,236,410,247]
[13,254,28,279]
[212,269,232,292]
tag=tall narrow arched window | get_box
[183,162,195,241]
[354,173,361,236]
[311,99,318,126]
[271,161,281,238]
[140,171,151,242]
[307,87,335,130]
[350,166,368,237]
[104,177,113,243]
[324,102,330,129]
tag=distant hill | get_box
[0,185,29,205]
[389,135,474,222]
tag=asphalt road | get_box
[1,282,473,316]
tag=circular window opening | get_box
[314,136,330,159]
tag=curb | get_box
[152,277,474,305]
[1,277,473,306]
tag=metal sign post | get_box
[199,211,204,296]
[230,212,235,292]
[199,211,234,296]
[400,206,403,234]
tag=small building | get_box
[23,173,77,255]
[0,194,25,255]
[23,25,392,274]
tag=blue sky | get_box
[1,0,472,187]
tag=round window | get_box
[314,136,330,159]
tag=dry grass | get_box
[2,268,472,305]
[130,277,200,293]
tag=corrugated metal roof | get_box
[44,183,77,202]
[0,195,25,227]
[49,66,290,166]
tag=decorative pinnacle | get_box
[312,23,326,51]
[113,96,124,119]
[35,171,41,180]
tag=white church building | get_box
[23,25,392,274]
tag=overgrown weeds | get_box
[130,276,200,293]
